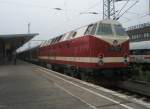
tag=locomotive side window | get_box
[68,31,77,39]
[96,23,112,36]
[43,41,48,46]
[91,23,97,35]
[51,38,57,44]
[72,31,77,38]
[115,25,127,36]
[48,39,52,45]
[84,24,94,35]
[57,35,63,42]
[55,37,59,42]
[59,34,65,41]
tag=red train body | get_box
[38,20,129,79]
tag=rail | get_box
[117,80,150,97]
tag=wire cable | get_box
[116,0,139,20]
[116,0,130,17]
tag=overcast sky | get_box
[0,0,149,42]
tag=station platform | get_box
[0,61,149,109]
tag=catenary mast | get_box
[103,0,116,20]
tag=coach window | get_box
[84,24,94,35]
[144,33,147,40]
[144,33,146,39]
[134,35,137,40]
[137,34,139,39]
[131,35,132,39]
[147,33,149,40]
[147,33,149,38]
[137,34,139,40]
[96,23,113,36]
[132,35,134,40]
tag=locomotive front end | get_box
[93,20,129,70]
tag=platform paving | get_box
[0,61,149,109]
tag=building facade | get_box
[127,22,150,42]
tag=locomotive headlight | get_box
[99,54,104,59]
[98,60,104,65]
[98,53,104,65]
[98,53,104,59]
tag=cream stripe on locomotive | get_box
[39,56,129,63]
[95,36,129,46]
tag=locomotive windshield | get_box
[114,25,127,36]
[96,23,113,36]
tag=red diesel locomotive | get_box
[38,20,129,79]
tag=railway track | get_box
[62,71,150,99]
[117,80,150,97]
[82,75,150,98]
[59,70,150,98]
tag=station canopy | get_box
[0,33,38,52]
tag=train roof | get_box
[63,20,121,33]
[130,41,150,50]
[40,20,122,47]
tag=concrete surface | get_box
[0,61,149,109]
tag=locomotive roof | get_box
[64,19,121,33]
[40,20,122,47]
[130,41,150,50]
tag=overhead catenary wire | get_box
[116,0,139,20]
[79,1,102,16]
[116,0,130,18]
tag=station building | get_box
[127,22,150,42]
[0,33,38,65]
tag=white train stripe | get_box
[38,56,129,63]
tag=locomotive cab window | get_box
[96,23,113,36]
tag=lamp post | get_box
[149,0,150,15]
[28,22,31,34]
